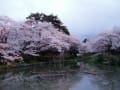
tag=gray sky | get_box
[0,0,120,40]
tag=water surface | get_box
[0,63,120,90]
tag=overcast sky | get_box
[0,0,120,39]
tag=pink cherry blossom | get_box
[0,16,80,63]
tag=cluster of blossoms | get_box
[0,16,80,63]
[82,27,120,53]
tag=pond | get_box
[0,62,120,90]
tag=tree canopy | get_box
[26,13,70,35]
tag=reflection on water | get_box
[0,63,120,90]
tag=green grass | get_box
[78,53,120,66]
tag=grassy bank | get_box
[78,53,120,66]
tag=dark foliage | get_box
[27,13,70,35]
[82,38,88,43]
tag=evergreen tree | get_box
[27,13,70,35]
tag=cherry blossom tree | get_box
[84,27,120,53]
[0,16,80,64]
